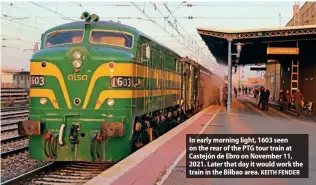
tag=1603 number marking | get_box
[31,76,45,86]
[110,77,132,88]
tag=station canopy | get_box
[197,25,316,66]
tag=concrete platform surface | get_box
[84,105,221,185]
[160,99,316,185]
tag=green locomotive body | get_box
[19,13,220,162]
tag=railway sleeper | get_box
[32,178,89,183]
[38,175,92,180]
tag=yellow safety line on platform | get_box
[30,89,59,109]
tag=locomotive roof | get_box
[44,20,216,76]
[45,20,181,58]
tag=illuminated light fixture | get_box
[72,60,82,69]
[107,98,115,106]
[81,12,99,23]
[40,98,47,105]
[135,122,142,131]
[73,51,82,60]
[108,62,115,69]
[91,14,99,22]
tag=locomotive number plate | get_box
[110,77,132,88]
[31,75,45,87]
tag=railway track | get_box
[1,110,29,121]
[1,124,18,133]
[1,88,114,184]
[1,118,28,127]
[1,106,29,112]
[1,162,115,185]
[1,135,29,157]
[1,146,29,158]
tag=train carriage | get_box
[18,12,223,162]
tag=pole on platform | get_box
[227,40,232,113]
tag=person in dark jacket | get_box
[279,90,286,111]
[258,86,265,109]
[264,88,270,111]
[285,90,291,110]
[234,87,237,98]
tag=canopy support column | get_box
[227,40,232,113]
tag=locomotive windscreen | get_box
[44,30,84,48]
[89,30,134,48]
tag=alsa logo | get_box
[68,74,88,81]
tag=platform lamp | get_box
[234,42,244,59]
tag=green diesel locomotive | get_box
[19,12,222,162]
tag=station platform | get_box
[240,95,316,123]
[85,97,316,185]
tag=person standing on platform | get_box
[238,87,241,96]
[285,90,291,110]
[258,86,264,109]
[279,90,286,111]
[293,89,304,116]
[264,88,270,111]
[234,87,237,98]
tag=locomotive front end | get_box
[18,17,137,162]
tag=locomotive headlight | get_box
[72,60,82,69]
[107,98,115,106]
[73,51,82,60]
[40,98,47,105]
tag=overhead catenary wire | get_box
[1,16,45,32]
[8,3,59,27]
[1,1,228,71]
[131,2,218,70]
[1,2,294,7]
[131,2,195,56]
[0,16,292,20]
[159,2,217,67]
[147,2,201,59]
[161,2,193,45]
[70,2,90,12]
[1,34,40,43]
[30,1,77,22]
[2,45,25,51]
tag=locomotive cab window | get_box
[90,30,133,48]
[44,30,84,48]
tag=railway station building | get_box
[1,67,30,88]
[197,25,316,113]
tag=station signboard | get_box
[250,67,266,71]
[267,47,299,55]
